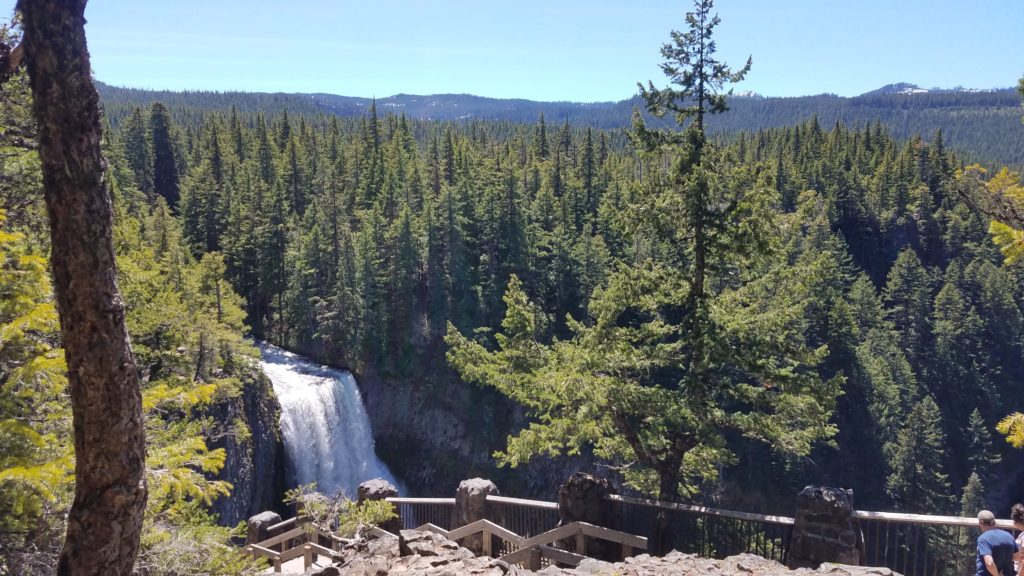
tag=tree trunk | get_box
[653,456,682,555]
[18,1,148,574]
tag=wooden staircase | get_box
[246,516,647,572]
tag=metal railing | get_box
[852,511,1014,576]
[486,495,560,539]
[385,492,1020,576]
[387,497,456,530]
[609,494,794,563]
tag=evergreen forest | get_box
[93,65,1024,510]
[2,2,1024,574]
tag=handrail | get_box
[392,492,1017,530]
[607,494,796,525]
[500,543,587,567]
[519,523,581,549]
[447,519,524,546]
[579,521,648,549]
[609,493,1017,530]
[245,543,280,557]
[486,494,559,510]
[304,542,335,556]
[243,543,282,572]
[249,521,342,573]
[253,525,307,549]
[277,544,309,564]
[851,509,1014,529]
[536,544,587,566]
[417,518,645,568]
[386,497,456,505]
[414,523,450,537]
[267,515,306,532]
[366,526,398,539]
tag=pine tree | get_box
[960,471,985,517]
[0,212,72,534]
[442,125,456,187]
[150,101,180,207]
[580,126,597,227]
[255,114,276,185]
[533,113,549,160]
[965,408,1000,483]
[122,106,153,194]
[883,248,932,369]
[886,396,954,513]
[387,207,419,373]
[449,0,837,502]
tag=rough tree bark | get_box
[16,0,148,574]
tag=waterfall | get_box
[257,342,401,497]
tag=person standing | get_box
[978,510,1018,576]
[1011,504,1024,576]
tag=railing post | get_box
[558,473,618,560]
[246,511,283,549]
[272,556,282,573]
[482,527,492,557]
[529,547,542,570]
[787,486,862,569]
[303,544,313,569]
[455,478,500,555]
[576,532,586,556]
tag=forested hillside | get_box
[96,70,1024,515]
[4,0,1023,573]
[0,63,277,574]
[95,82,1024,166]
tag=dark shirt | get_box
[977,528,1018,576]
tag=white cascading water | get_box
[258,342,401,497]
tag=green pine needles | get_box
[447,0,840,500]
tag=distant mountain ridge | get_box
[96,82,1024,166]
[862,82,931,95]
[859,82,1006,96]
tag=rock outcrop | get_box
[246,510,282,545]
[306,529,901,576]
[317,529,509,575]
[209,369,285,526]
[357,478,401,534]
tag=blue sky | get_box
[2,0,1021,101]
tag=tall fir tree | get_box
[150,101,180,207]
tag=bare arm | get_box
[984,554,1000,576]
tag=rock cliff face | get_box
[209,369,286,526]
[266,341,587,499]
[356,364,589,497]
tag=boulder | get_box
[246,510,282,546]
[357,478,401,533]
[357,478,399,503]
